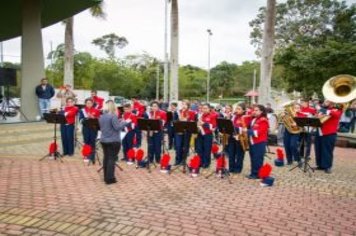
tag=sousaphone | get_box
[322,74,356,104]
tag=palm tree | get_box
[258,0,276,104]
[63,2,106,87]
[169,0,179,102]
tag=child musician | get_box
[196,103,216,168]
[227,103,251,174]
[60,97,79,156]
[297,99,317,159]
[223,105,233,119]
[144,101,167,163]
[315,100,342,173]
[174,100,196,165]
[122,103,138,161]
[244,105,269,179]
[79,98,101,163]
[90,90,104,110]
[167,102,179,150]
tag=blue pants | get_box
[299,132,312,158]
[122,130,135,160]
[315,134,336,169]
[196,134,213,168]
[82,126,98,162]
[175,133,191,165]
[167,124,175,149]
[283,130,300,163]
[249,142,266,177]
[135,128,142,147]
[227,138,245,173]
[60,124,75,155]
[148,131,162,163]
[38,98,51,117]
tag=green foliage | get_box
[92,33,128,59]
[249,0,356,97]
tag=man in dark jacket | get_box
[35,78,55,117]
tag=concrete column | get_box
[21,0,45,121]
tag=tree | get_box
[258,0,276,104]
[250,0,350,51]
[92,33,128,59]
[250,0,355,97]
[170,0,179,101]
[210,62,238,98]
[63,1,106,87]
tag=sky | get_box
[1,0,355,68]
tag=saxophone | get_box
[239,116,249,152]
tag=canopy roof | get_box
[0,0,100,41]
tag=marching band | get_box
[46,73,355,185]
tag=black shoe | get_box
[105,179,117,185]
[287,161,293,165]
[324,168,332,174]
[315,167,324,170]
[245,175,259,179]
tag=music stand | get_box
[205,118,233,183]
[166,111,173,124]
[82,118,101,166]
[137,118,161,173]
[171,121,198,174]
[74,104,85,149]
[289,117,321,176]
[39,113,66,162]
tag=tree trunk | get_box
[169,0,179,102]
[258,0,276,104]
[64,17,74,87]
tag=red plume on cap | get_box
[211,143,219,154]
[216,155,226,169]
[258,163,272,179]
[276,148,284,160]
[81,144,92,157]
[49,142,57,154]
[135,148,144,161]
[160,153,170,167]
[127,149,136,160]
[189,155,201,169]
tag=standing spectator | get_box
[350,102,356,133]
[265,102,274,114]
[338,106,353,133]
[35,78,55,117]
[56,84,77,108]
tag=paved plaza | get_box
[0,122,355,236]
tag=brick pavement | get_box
[0,123,356,235]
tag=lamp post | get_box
[163,0,169,103]
[206,29,212,103]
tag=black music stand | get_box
[171,121,198,174]
[166,111,173,124]
[289,117,321,176]
[205,118,233,183]
[39,113,66,162]
[82,118,101,166]
[137,118,161,173]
